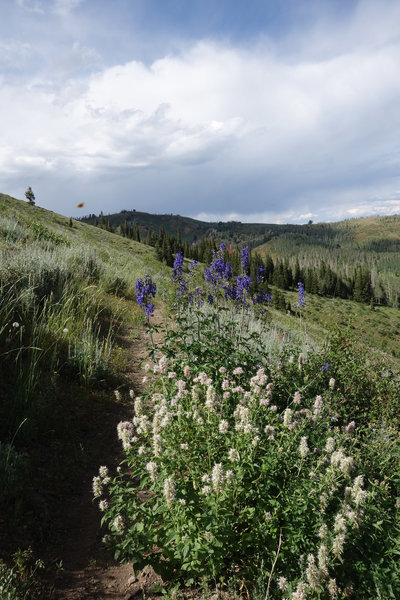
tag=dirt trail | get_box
[53,310,165,600]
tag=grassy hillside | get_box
[1,194,399,598]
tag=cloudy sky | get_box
[1,0,400,223]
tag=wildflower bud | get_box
[62,327,68,333]
[183,365,191,378]
[329,377,335,390]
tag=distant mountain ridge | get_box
[78,207,400,252]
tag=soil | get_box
[52,310,165,600]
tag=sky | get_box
[1,0,400,224]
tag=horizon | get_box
[1,0,400,224]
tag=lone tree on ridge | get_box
[25,186,35,205]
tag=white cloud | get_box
[3,0,400,221]
[16,0,83,14]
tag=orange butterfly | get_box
[76,202,85,208]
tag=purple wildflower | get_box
[297,282,305,308]
[241,246,250,275]
[135,275,157,317]
[257,266,266,284]
[172,252,184,281]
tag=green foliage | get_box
[29,221,70,246]
[99,300,400,598]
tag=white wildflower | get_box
[129,388,135,398]
[153,434,162,457]
[99,499,108,512]
[211,463,224,494]
[317,544,329,578]
[340,456,354,477]
[293,391,302,404]
[99,465,109,479]
[328,579,338,598]
[219,419,229,434]
[306,554,320,592]
[201,474,211,483]
[114,390,122,401]
[112,515,124,534]
[146,461,158,482]
[12,322,20,328]
[178,498,186,505]
[201,485,211,496]
[343,421,356,434]
[225,470,234,484]
[183,365,191,378]
[205,385,216,410]
[334,513,347,534]
[117,421,134,450]
[313,395,323,415]
[252,435,260,447]
[283,408,292,428]
[329,377,335,390]
[332,533,345,558]
[168,371,177,379]
[138,445,146,455]
[228,448,240,462]
[318,523,328,539]
[62,327,68,333]
[180,443,189,451]
[325,437,335,453]
[134,397,143,417]
[219,366,227,374]
[292,581,307,600]
[277,576,288,591]
[92,476,103,498]
[298,436,309,459]
[233,366,243,375]
[163,477,175,507]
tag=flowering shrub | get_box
[97,326,400,597]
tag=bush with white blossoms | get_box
[98,284,400,598]
[97,345,400,598]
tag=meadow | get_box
[99,247,400,599]
[0,195,399,599]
